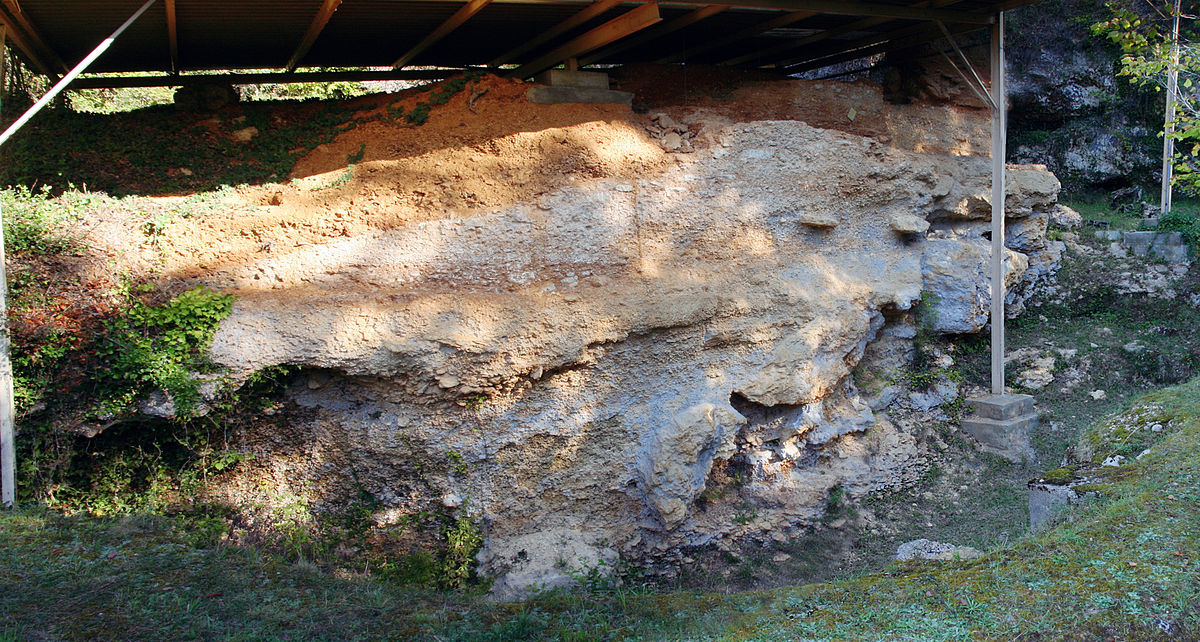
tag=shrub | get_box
[96,286,234,418]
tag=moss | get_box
[1037,466,1079,485]
[1070,482,1116,495]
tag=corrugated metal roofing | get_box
[0,0,1038,83]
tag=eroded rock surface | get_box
[176,88,1062,596]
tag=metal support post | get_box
[990,12,1006,395]
[1162,0,1182,218]
[0,0,158,507]
[0,24,10,509]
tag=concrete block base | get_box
[967,393,1034,420]
[534,69,610,89]
[960,394,1038,463]
[526,85,633,106]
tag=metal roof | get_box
[0,0,1039,86]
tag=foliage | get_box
[441,516,483,589]
[1093,3,1200,193]
[1,185,87,256]
[96,286,234,419]
[1157,204,1200,249]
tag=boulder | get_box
[920,239,1028,333]
[798,211,840,229]
[895,538,984,561]
[642,401,746,528]
[1049,204,1083,229]
[891,213,931,235]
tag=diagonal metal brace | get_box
[936,20,996,111]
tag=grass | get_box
[3,376,1199,639]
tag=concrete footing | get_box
[1028,482,1077,531]
[526,70,633,106]
[960,393,1037,463]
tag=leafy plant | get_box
[1158,206,1200,251]
[96,286,234,419]
[1093,5,1200,194]
[440,516,482,589]
[1,185,85,256]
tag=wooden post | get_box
[990,12,1006,395]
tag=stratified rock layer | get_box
[198,108,1060,596]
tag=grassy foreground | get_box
[3,378,1200,640]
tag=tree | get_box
[1094,1,1196,196]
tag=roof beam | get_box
[782,20,977,73]
[165,0,178,73]
[70,68,465,89]
[0,0,66,74]
[721,0,958,67]
[509,1,662,78]
[656,8,816,64]
[670,0,988,23]
[581,4,728,66]
[489,0,623,67]
[394,0,494,69]
[287,0,342,72]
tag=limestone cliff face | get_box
[192,104,1061,595]
[1006,0,1159,190]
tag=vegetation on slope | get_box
[1,377,1197,640]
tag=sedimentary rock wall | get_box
[134,74,1063,596]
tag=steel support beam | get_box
[287,0,343,72]
[0,24,9,509]
[393,0,494,69]
[69,68,463,89]
[166,0,178,73]
[782,20,976,74]
[509,1,662,78]
[1161,0,1181,217]
[675,0,988,22]
[582,3,728,65]
[733,0,960,68]
[490,0,623,67]
[0,0,65,76]
[657,8,815,64]
[989,11,1006,394]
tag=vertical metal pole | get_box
[0,0,159,507]
[1161,0,1181,218]
[0,24,12,508]
[990,12,1006,396]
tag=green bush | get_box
[1158,207,1200,252]
[1,185,86,256]
[440,516,482,589]
[97,286,234,418]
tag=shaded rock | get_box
[231,126,259,142]
[1016,355,1055,390]
[921,239,1028,333]
[798,211,839,229]
[642,401,746,528]
[895,539,984,561]
[482,529,618,600]
[1049,204,1082,229]
[1028,481,1077,531]
[1006,211,1049,253]
[1005,166,1061,217]
[891,213,930,235]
